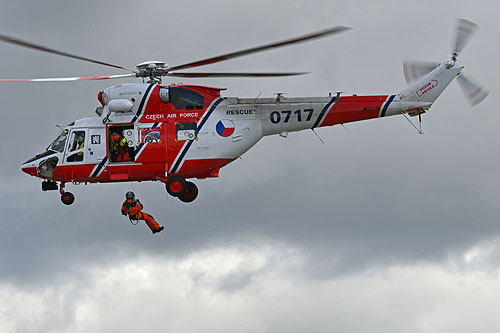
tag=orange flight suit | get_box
[121,199,161,232]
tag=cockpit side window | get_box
[48,129,69,153]
[69,131,85,151]
[161,87,204,110]
[66,131,85,162]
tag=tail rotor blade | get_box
[456,74,489,106]
[452,19,479,59]
[403,60,439,84]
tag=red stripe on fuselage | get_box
[176,158,232,178]
[319,95,389,127]
[48,163,165,183]
[33,158,232,183]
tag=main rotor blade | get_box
[456,74,489,106]
[167,71,308,78]
[452,19,478,59]
[168,26,350,72]
[0,34,135,72]
[403,60,439,84]
[0,73,136,82]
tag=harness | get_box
[123,199,143,224]
[129,216,139,225]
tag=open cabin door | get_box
[107,123,136,164]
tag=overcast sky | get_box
[0,0,499,332]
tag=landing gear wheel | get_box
[178,181,198,203]
[61,192,75,205]
[166,176,186,197]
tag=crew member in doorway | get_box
[121,191,164,234]
[110,132,129,162]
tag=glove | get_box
[121,211,127,216]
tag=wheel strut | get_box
[59,182,75,205]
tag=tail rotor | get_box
[402,18,488,106]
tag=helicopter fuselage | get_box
[20,82,432,204]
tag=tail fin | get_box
[399,60,462,104]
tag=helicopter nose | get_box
[21,151,58,177]
[21,161,38,176]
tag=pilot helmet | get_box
[125,191,135,200]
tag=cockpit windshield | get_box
[47,129,69,153]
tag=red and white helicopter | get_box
[5,19,487,205]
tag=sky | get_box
[0,0,499,332]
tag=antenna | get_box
[253,92,262,104]
[340,124,352,135]
[311,128,325,144]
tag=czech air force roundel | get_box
[216,119,235,137]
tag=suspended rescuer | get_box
[121,191,164,234]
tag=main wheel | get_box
[166,176,186,197]
[178,181,198,203]
[61,192,75,205]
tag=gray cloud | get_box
[2,241,500,332]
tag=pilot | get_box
[67,134,85,162]
[110,132,129,162]
[76,134,84,159]
[121,191,164,234]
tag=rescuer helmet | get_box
[125,191,135,200]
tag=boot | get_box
[152,226,164,234]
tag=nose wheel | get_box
[59,182,75,205]
[165,176,199,203]
[61,192,75,205]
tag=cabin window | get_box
[161,87,204,110]
[138,126,161,144]
[176,122,197,141]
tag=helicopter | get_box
[5,19,488,205]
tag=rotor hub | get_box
[135,61,170,83]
